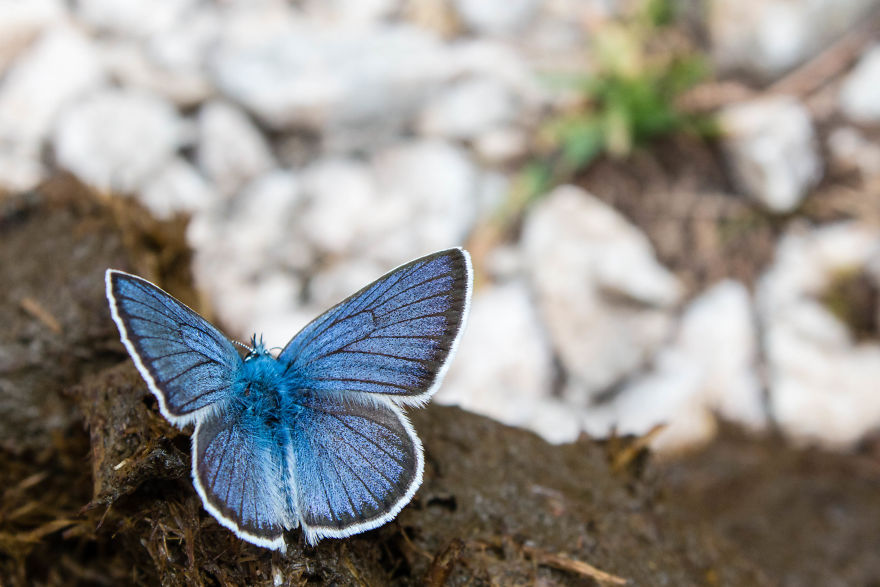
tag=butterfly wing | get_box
[289,391,421,544]
[279,248,472,405]
[193,407,297,551]
[106,270,240,426]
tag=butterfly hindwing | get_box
[279,248,472,405]
[193,407,297,550]
[288,391,421,544]
[106,270,240,425]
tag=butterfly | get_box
[105,248,472,551]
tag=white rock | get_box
[0,146,45,191]
[522,185,682,402]
[188,170,306,339]
[0,26,104,148]
[827,126,880,179]
[585,280,764,451]
[839,45,880,123]
[676,281,764,427]
[439,281,580,443]
[451,0,541,36]
[473,171,509,236]
[721,96,822,212]
[582,351,710,451]
[445,40,544,106]
[139,158,215,219]
[758,223,880,314]
[53,88,182,193]
[417,77,516,140]
[211,23,450,151]
[189,169,304,269]
[301,0,400,25]
[197,101,275,198]
[245,272,307,345]
[76,0,197,39]
[298,158,379,255]
[307,258,387,311]
[368,140,478,263]
[293,141,477,264]
[708,0,878,80]
[473,126,529,165]
[98,38,214,108]
[757,222,880,447]
[767,305,880,447]
[214,2,300,47]
[482,244,523,281]
[0,0,65,74]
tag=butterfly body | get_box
[106,248,472,551]
[232,345,295,418]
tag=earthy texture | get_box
[1,179,879,585]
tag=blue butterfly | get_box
[105,248,472,551]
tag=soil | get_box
[1,176,879,585]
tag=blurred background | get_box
[1,0,879,453]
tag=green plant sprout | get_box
[479,0,715,252]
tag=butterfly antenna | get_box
[232,339,252,352]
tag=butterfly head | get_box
[244,334,270,361]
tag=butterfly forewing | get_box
[106,270,240,425]
[279,248,472,404]
[288,392,421,544]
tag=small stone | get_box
[307,258,387,311]
[473,126,529,165]
[211,23,450,151]
[0,0,65,74]
[708,0,879,81]
[139,158,215,219]
[298,158,378,255]
[721,95,822,212]
[757,222,880,446]
[98,38,214,108]
[522,185,682,402]
[188,169,304,271]
[197,100,275,198]
[439,281,580,443]
[417,77,516,140]
[0,26,105,148]
[827,126,880,179]
[76,0,197,39]
[446,40,543,103]
[585,280,764,452]
[301,0,400,25]
[451,0,541,36]
[53,88,182,193]
[839,45,880,123]
[188,170,307,340]
[368,140,478,263]
[0,147,45,191]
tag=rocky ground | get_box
[2,0,880,453]
[1,181,879,585]
[2,0,880,583]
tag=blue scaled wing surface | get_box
[105,269,240,426]
[279,248,473,406]
[193,406,297,550]
[290,391,423,543]
[281,248,472,543]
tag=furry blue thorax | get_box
[233,339,299,420]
